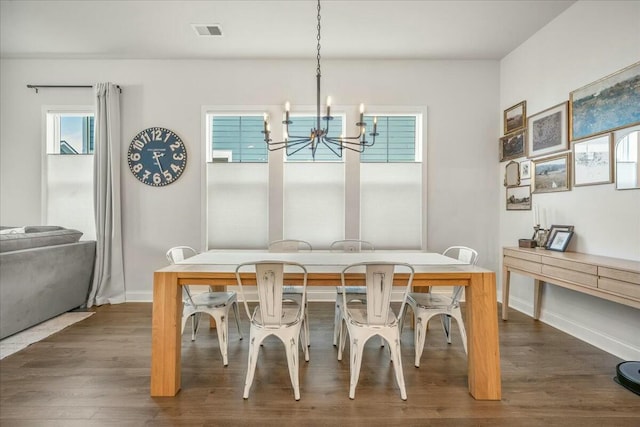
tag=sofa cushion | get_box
[0,228,84,253]
[0,227,25,235]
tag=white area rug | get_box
[0,312,94,360]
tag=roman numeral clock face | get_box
[127,127,187,186]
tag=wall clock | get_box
[127,127,187,186]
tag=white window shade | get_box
[207,163,269,249]
[46,155,95,240]
[360,163,422,249]
[283,162,344,248]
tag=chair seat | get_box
[336,286,367,295]
[188,291,236,309]
[252,305,303,328]
[407,293,457,310]
[346,303,398,327]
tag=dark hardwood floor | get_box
[0,302,638,426]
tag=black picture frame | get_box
[547,230,574,252]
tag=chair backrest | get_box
[341,262,414,326]
[268,239,313,252]
[235,261,308,326]
[330,239,374,252]
[166,246,199,305]
[166,246,198,264]
[442,246,479,302]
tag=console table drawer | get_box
[504,249,541,263]
[598,277,640,299]
[542,257,597,274]
[504,256,542,274]
[599,267,640,285]
[542,265,598,288]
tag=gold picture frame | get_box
[533,153,571,193]
[504,100,527,135]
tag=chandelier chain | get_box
[316,0,321,76]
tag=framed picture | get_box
[504,101,526,134]
[520,160,532,180]
[545,224,575,249]
[506,185,531,211]
[500,129,526,162]
[527,102,569,158]
[547,230,574,252]
[572,133,613,186]
[570,61,640,141]
[533,153,571,193]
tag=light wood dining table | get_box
[150,250,501,400]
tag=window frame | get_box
[45,108,95,155]
[205,112,269,164]
[360,112,423,163]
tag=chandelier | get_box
[262,0,377,159]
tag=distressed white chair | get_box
[166,246,243,367]
[235,261,309,400]
[337,262,414,400]
[268,239,312,349]
[330,239,375,347]
[404,246,478,367]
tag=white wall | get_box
[0,58,500,301]
[500,0,640,360]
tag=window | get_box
[46,112,94,154]
[360,115,419,162]
[208,115,267,163]
[285,115,344,162]
[44,109,95,240]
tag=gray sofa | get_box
[0,226,96,339]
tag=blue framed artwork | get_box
[570,61,640,141]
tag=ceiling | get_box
[0,0,575,60]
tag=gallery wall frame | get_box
[504,100,526,135]
[506,185,531,211]
[572,133,613,187]
[533,153,571,194]
[527,102,569,158]
[569,61,640,141]
[500,129,526,162]
[520,159,532,180]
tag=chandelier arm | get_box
[287,141,315,156]
[319,137,344,158]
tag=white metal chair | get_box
[235,261,309,400]
[330,239,375,347]
[166,246,243,367]
[268,239,312,349]
[404,246,478,367]
[337,262,414,400]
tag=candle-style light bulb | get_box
[373,116,378,133]
[359,103,365,124]
[285,101,290,122]
[326,96,332,117]
[263,113,269,135]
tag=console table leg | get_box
[533,279,542,320]
[502,266,510,320]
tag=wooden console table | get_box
[502,247,640,320]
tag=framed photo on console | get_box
[547,230,574,252]
[545,225,574,249]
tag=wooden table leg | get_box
[502,266,510,320]
[465,272,501,400]
[533,279,542,320]
[150,272,182,397]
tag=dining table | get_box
[150,250,501,400]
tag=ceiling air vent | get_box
[192,24,223,37]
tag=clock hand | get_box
[152,151,165,173]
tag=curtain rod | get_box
[26,84,122,94]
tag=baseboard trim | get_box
[507,295,640,361]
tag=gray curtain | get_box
[87,82,125,307]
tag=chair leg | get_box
[243,330,264,399]
[333,300,341,347]
[214,313,229,366]
[192,313,201,341]
[232,301,243,340]
[283,330,301,401]
[414,314,427,368]
[338,320,348,361]
[441,314,452,344]
[452,308,468,355]
[348,334,365,400]
[386,329,407,401]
